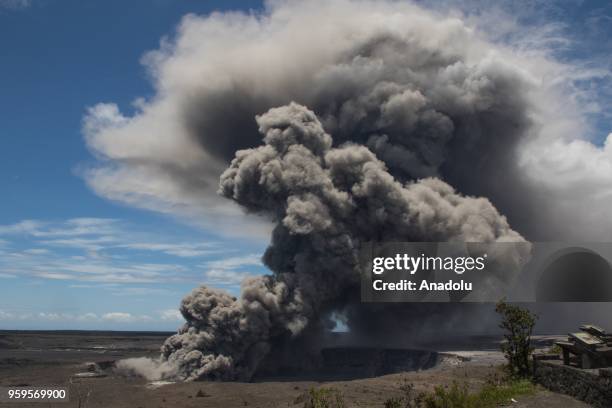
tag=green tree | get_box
[495,300,537,378]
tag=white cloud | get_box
[0,218,229,256]
[0,310,83,321]
[117,242,220,257]
[34,272,74,280]
[77,313,99,321]
[81,163,272,239]
[102,312,152,322]
[21,248,50,255]
[109,287,177,296]
[102,312,134,322]
[0,0,30,10]
[82,101,271,239]
[37,312,71,321]
[41,236,117,251]
[204,254,262,270]
[0,218,119,238]
[159,309,184,321]
[204,269,255,285]
[0,310,158,323]
[202,254,262,285]
[0,220,44,235]
[27,261,181,284]
[0,310,15,320]
[0,217,256,286]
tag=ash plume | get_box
[156,103,526,381]
[90,0,612,382]
[84,0,611,241]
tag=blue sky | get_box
[0,0,267,331]
[0,0,610,330]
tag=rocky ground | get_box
[0,331,591,407]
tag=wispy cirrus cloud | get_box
[0,218,120,238]
[41,236,118,251]
[0,217,265,287]
[0,0,30,10]
[0,217,264,329]
[0,218,224,256]
[0,220,45,235]
[21,248,50,255]
[116,242,220,257]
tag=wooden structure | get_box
[555,324,612,369]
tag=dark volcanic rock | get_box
[254,347,441,380]
[534,358,612,407]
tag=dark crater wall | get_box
[253,347,442,381]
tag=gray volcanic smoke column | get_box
[159,103,525,381]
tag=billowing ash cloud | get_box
[154,103,526,380]
[83,0,611,241]
[91,0,611,381]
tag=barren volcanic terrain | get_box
[0,331,589,407]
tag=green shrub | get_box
[383,397,404,408]
[296,387,346,408]
[418,379,536,408]
[383,378,425,408]
[474,379,535,407]
[495,300,538,378]
[422,382,469,408]
[379,371,536,407]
